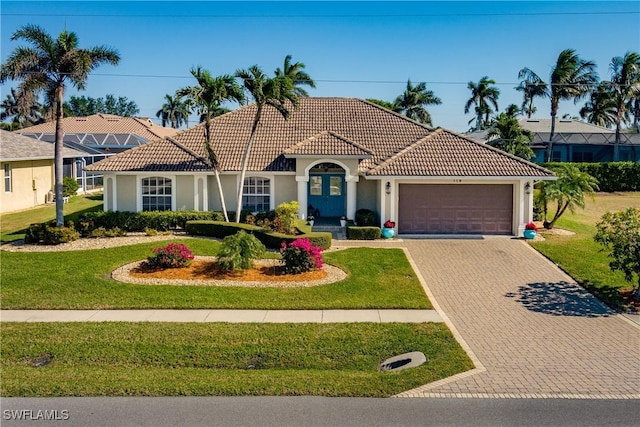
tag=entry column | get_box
[296,176,308,219]
[346,175,358,220]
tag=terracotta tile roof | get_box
[17,114,177,141]
[367,129,552,177]
[1,130,85,161]
[284,131,373,157]
[85,137,210,172]
[87,98,554,178]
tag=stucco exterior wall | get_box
[356,179,377,212]
[0,159,54,213]
[116,175,136,212]
[207,174,237,212]
[274,175,297,206]
[175,175,194,211]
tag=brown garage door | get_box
[398,184,513,234]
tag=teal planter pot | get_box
[381,227,395,239]
[523,229,537,240]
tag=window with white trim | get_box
[141,177,172,211]
[242,177,270,212]
[4,163,11,193]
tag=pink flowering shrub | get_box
[280,238,323,274]
[147,243,195,269]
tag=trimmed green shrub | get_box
[24,223,46,244]
[42,225,80,245]
[185,220,333,250]
[355,209,377,226]
[147,243,194,269]
[543,162,640,192]
[280,238,324,274]
[216,231,266,272]
[78,210,225,234]
[347,226,382,240]
[274,201,300,235]
[62,176,80,197]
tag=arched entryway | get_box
[307,162,346,218]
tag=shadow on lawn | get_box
[505,281,613,317]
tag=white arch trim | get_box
[303,159,356,180]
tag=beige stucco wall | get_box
[207,174,237,212]
[356,178,377,212]
[175,175,194,211]
[274,175,297,207]
[0,159,54,213]
[116,175,137,212]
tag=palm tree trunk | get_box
[614,109,623,161]
[235,107,262,223]
[204,120,229,222]
[54,85,65,227]
[475,108,482,131]
[213,169,228,222]
[547,109,557,163]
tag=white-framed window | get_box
[4,163,11,193]
[242,177,270,212]
[141,176,172,211]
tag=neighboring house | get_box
[0,130,85,213]
[87,98,555,236]
[16,114,178,190]
[519,118,640,163]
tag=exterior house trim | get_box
[237,173,277,211]
[136,174,177,212]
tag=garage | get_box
[398,184,513,235]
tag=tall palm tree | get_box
[464,76,500,131]
[275,54,316,97]
[156,93,191,128]
[486,113,534,160]
[394,79,442,126]
[548,49,598,161]
[0,87,43,128]
[606,51,640,146]
[234,65,299,222]
[0,24,119,226]
[628,94,640,133]
[178,66,245,222]
[579,82,617,128]
[516,68,548,118]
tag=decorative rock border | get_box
[111,256,347,288]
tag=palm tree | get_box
[504,104,521,118]
[548,49,598,161]
[234,65,299,222]
[606,51,640,147]
[178,67,245,222]
[366,98,401,112]
[156,93,191,128]
[486,113,534,160]
[275,54,316,97]
[579,82,617,128]
[536,164,599,229]
[394,79,442,126]
[628,94,640,133]
[516,68,548,118]
[0,87,43,128]
[464,76,500,131]
[0,24,119,226]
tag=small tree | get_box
[536,164,599,229]
[594,208,640,301]
[216,230,265,272]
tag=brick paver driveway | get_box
[394,238,639,399]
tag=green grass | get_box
[0,241,430,309]
[0,193,104,243]
[531,192,640,310]
[0,322,473,397]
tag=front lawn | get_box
[0,241,430,309]
[531,192,640,311]
[0,322,472,397]
[0,193,104,243]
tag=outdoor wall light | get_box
[385,182,391,195]
[524,182,531,195]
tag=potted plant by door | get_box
[523,222,538,240]
[382,220,396,239]
[307,215,315,227]
[340,216,347,227]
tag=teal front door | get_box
[308,174,345,217]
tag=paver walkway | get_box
[0,309,441,323]
[390,238,640,399]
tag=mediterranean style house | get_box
[87,98,555,236]
[0,130,85,213]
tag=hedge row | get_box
[78,210,226,232]
[185,220,332,250]
[543,162,640,192]
[346,226,381,240]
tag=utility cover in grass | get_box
[379,351,426,372]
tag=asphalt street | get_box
[1,397,637,427]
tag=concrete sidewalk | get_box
[0,309,442,323]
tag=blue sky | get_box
[1,1,639,132]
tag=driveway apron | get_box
[397,238,639,399]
